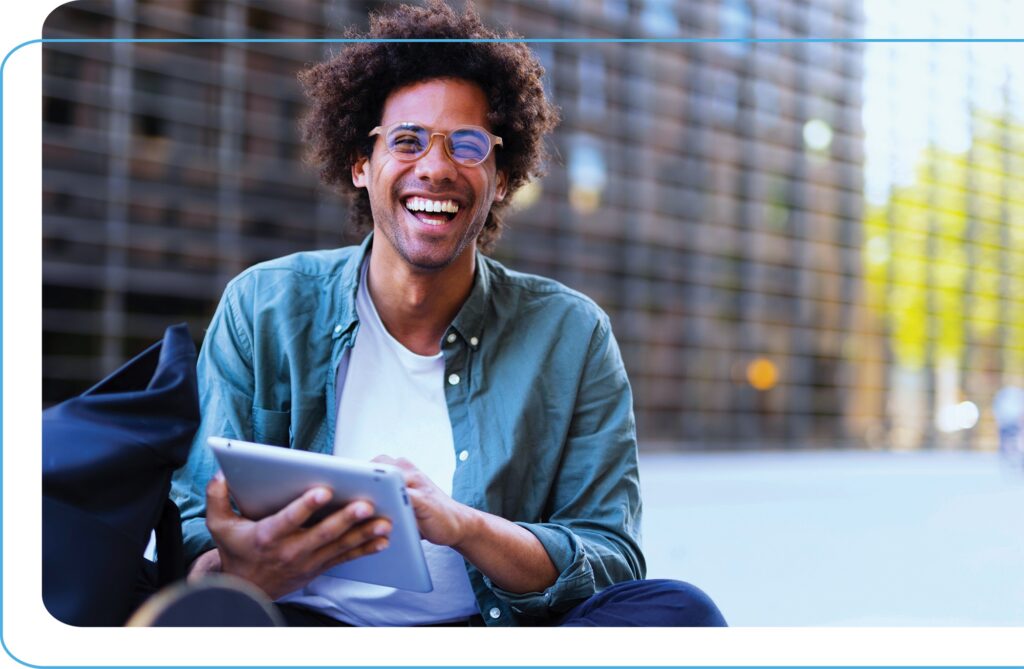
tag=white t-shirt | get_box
[276,261,478,626]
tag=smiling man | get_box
[171,0,725,627]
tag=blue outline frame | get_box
[4,33,1024,669]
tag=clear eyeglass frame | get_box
[368,122,503,167]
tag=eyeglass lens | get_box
[385,124,491,165]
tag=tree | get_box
[862,111,1024,447]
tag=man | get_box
[171,0,725,627]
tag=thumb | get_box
[205,471,237,525]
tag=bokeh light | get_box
[746,358,779,392]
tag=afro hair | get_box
[298,0,560,252]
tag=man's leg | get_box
[553,579,727,627]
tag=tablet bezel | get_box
[206,436,433,593]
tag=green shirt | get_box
[170,234,645,626]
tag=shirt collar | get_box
[332,233,373,340]
[336,232,492,347]
[449,251,491,347]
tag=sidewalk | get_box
[639,450,1024,625]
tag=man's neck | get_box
[365,245,475,356]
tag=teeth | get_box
[405,197,459,215]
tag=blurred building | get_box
[43,0,357,401]
[485,1,867,451]
[43,0,947,452]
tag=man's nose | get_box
[414,135,458,182]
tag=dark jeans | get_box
[554,579,726,626]
[277,579,726,627]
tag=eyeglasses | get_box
[368,122,503,167]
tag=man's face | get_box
[352,78,507,272]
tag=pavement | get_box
[638,449,1024,626]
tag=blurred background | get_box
[41,0,1024,455]
[39,0,1024,625]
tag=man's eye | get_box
[451,142,486,160]
[390,134,424,152]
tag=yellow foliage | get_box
[864,110,1024,368]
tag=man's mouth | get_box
[403,196,460,226]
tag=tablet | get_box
[207,436,432,593]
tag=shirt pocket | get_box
[251,406,291,446]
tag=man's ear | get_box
[493,170,508,203]
[352,155,369,188]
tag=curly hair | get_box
[298,0,559,252]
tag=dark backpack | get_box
[42,323,200,626]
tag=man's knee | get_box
[646,579,727,627]
[559,579,727,627]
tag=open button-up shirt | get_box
[170,234,645,626]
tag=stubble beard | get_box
[378,194,487,273]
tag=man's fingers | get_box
[372,455,420,486]
[392,457,417,472]
[257,486,334,541]
[296,500,376,552]
[310,516,391,568]
[205,472,238,532]
[371,455,415,472]
[402,486,430,519]
[187,548,222,583]
[319,533,391,571]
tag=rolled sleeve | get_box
[484,523,593,616]
[482,317,646,619]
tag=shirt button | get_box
[470,336,479,346]
[458,450,469,462]
[446,333,457,344]
[488,607,501,619]
[333,324,342,335]
[448,373,460,386]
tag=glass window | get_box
[578,51,606,120]
[640,0,678,36]
[719,0,752,56]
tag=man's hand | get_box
[371,455,557,594]
[187,547,223,582]
[204,472,392,600]
[370,456,476,548]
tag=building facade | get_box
[44,0,885,451]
